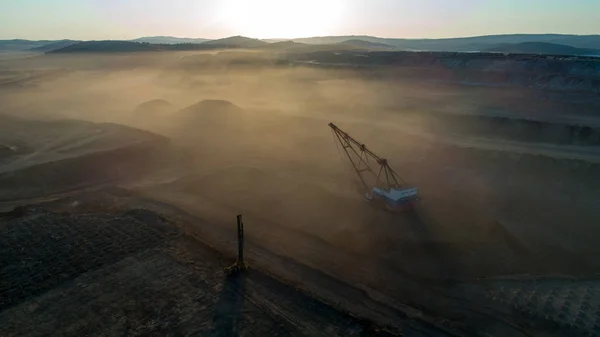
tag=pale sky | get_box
[1,0,599,40]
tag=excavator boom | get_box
[329,122,418,211]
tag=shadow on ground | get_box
[211,272,247,337]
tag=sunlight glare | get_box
[217,0,344,38]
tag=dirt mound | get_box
[134,99,173,115]
[0,116,170,200]
[0,145,15,159]
[0,115,162,165]
[178,99,246,122]
[129,99,175,130]
[0,138,168,201]
[166,100,250,146]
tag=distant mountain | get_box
[254,41,378,53]
[255,41,338,52]
[293,34,600,52]
[338,39,394,49]
[292,35,376,45]
[257,41,306,50]
[132,36,210,44]
[48,40,232,53]
[290,51,600,95]
[262,39,288,43]
[10,33,600,54]
[48,41,164,53]
[203,36,267,48]
[485,42,599,56]
[256,39,392,53]
[541,35,600,50]
[29,40,79,52]
[0,39,56,51]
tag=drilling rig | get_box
[329,123,419,211]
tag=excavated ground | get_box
[0,197,423,336]
[2,51,600,336]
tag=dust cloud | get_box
[1,51,600,280]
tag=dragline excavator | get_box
[329,123,419,211]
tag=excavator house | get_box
[329,123,419,211]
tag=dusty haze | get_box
[2,51,600,266]
[2,50,600,335]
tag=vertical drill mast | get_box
[237,214,244,264]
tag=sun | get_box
[217,0,344,38]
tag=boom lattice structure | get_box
[329,123,419,211]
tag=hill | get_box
[338,39,394,49]
[0,39,57,51]
[203,36,268,48]
[293,34,600,52]
[47,41,228,53]
[48,36,269,53]
[2,38,209,52]
[8,34,600,54]
[258,40,306,50]
[29,39,79,52]
[261,38,394,51]
[485,42,599,56]
[48,41,165,53]
[132,36,210,44]
[290,50,600,94]
[256,40,392,53]
[256,41,354,52]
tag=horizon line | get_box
[3,32,600,42]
